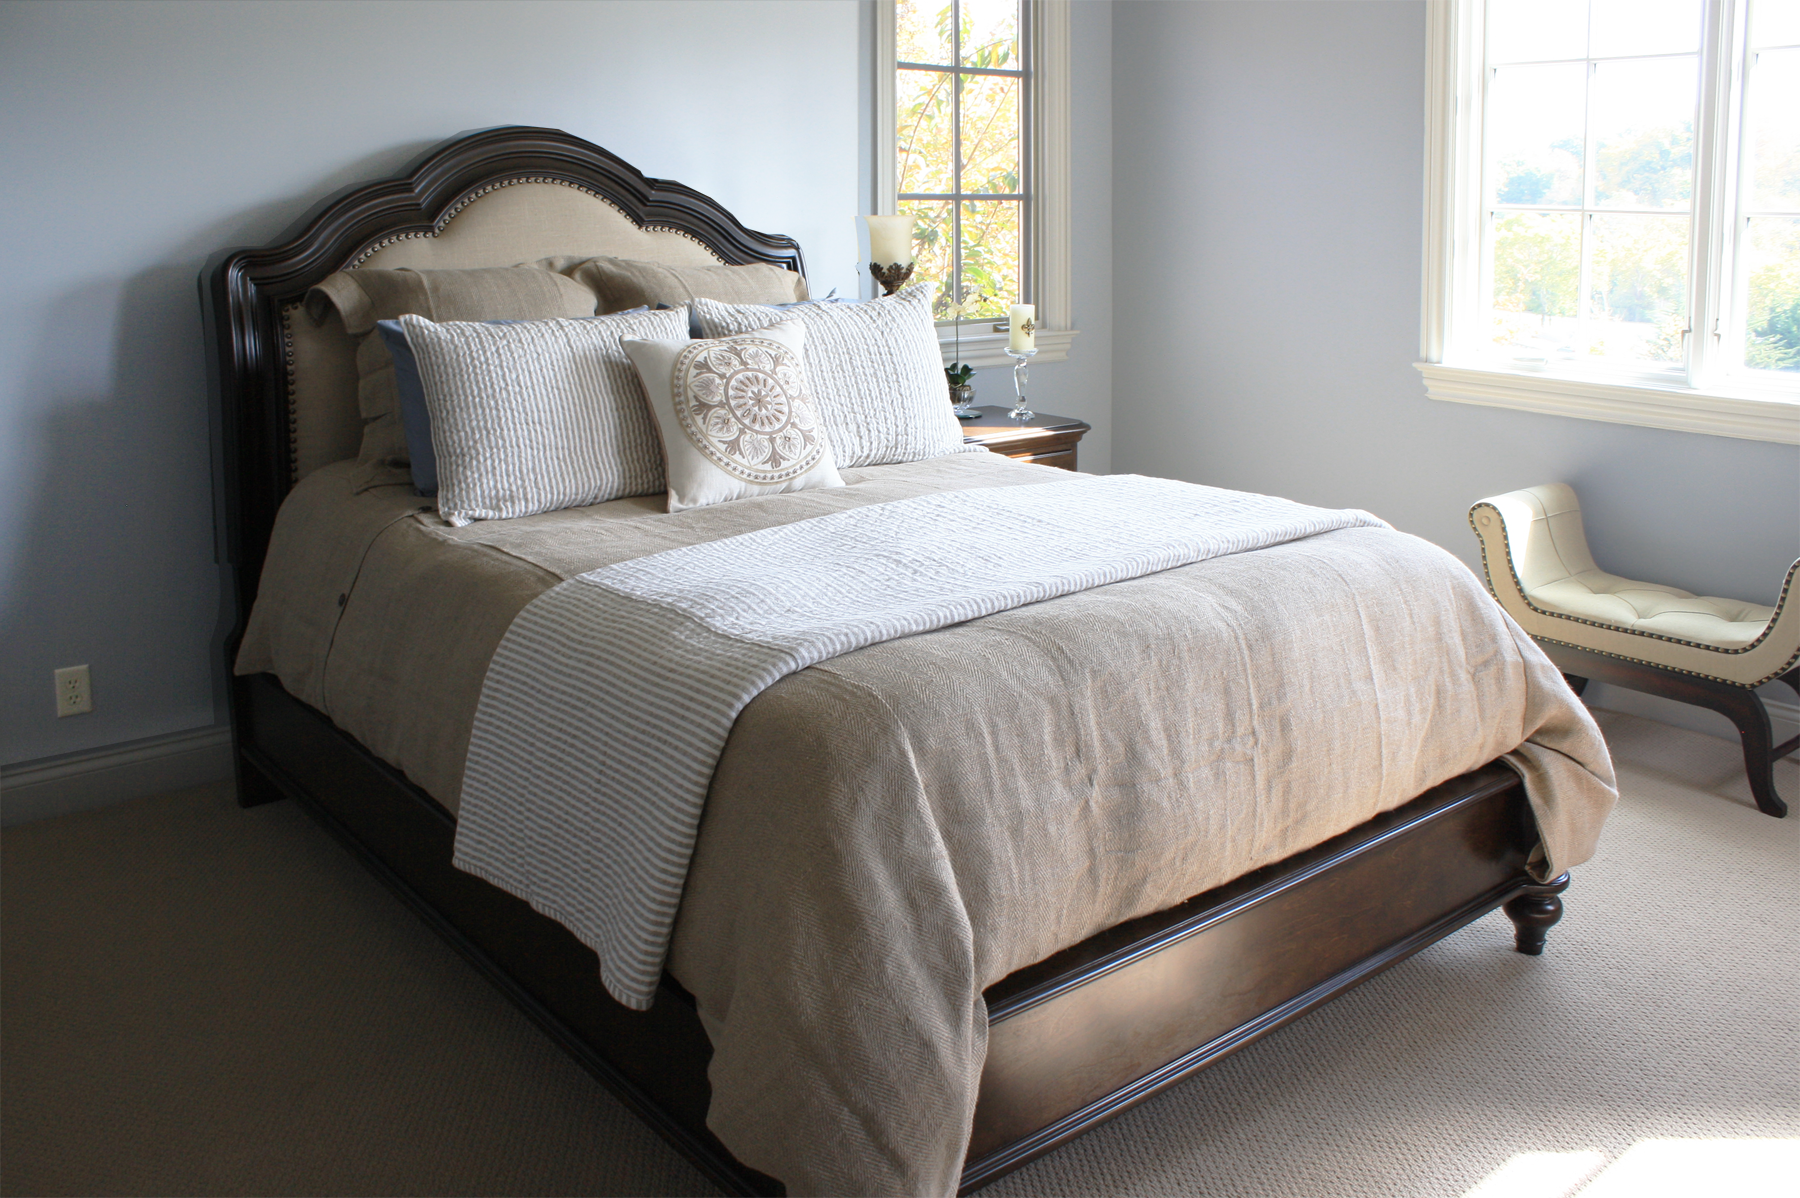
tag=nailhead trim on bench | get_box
[1468,503,1800,689]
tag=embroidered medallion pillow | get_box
[693,284,969,469]
[622,321,844,513]
[395,306,688,525]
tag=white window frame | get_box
[1418,0,1799,444]
[876,0,1077,367]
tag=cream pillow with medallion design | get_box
[623,320,843,513]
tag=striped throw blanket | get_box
[451,474,1386,1009]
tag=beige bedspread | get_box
[237,453,1616,1195]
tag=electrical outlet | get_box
[54,665,92,717]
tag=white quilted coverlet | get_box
[451,474,1387,1008]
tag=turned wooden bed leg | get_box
[1503,873,1571,955]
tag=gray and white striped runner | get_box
[452,474,1387,1008]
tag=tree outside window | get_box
[1482,0,1798,378]
[896,0,1027,324]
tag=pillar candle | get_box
[865,215,916,266]
[1008,303,1036,353]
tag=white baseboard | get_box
[1583,680,1800,749]
[0,726,234,827]
[0,682,1789,829]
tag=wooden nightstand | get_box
[959,406,1091,471]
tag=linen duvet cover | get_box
[236,451,1616,1196]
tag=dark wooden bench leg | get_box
[1709,684,1789,819]
[1562,673,1589,697]
[1503,872,1570,955]
[1537,642,1792,819]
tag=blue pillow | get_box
[377,307,655,496]
[375,320,441,495]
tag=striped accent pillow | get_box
[397,307,688,526]
[694,284,968,468]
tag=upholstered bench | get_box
[1470,483,1799,817]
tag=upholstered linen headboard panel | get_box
[205,126,806,638]
[286,180,736,483]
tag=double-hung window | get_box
[877,0,1075,365]
[1419,0,1799,442]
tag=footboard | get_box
[234,672,1561,1195]
[965,766,1556,1189]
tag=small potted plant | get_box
[941,286,986,418]
[946,361,977,415]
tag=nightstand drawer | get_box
[1007,448,1077,471]
[960,406,1091,472]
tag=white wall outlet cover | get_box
[54,665,92,717]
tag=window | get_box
[1419,0,1799,443]
[896,0,1026,324]
[876,0,1075,366]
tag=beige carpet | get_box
[2,711,1794,1197]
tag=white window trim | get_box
[876,0,1078,368]
[1418,0,1799,445]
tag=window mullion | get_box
[951,0,963,308]
[1578,57,1596,352]
[1438,1,1484,362]
[1020,0,1035,315]
[1690,0,1743,387]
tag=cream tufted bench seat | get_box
[1470,483,1799,817]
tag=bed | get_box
[203,126,1614,1195]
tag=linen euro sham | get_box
[304,266,602,475]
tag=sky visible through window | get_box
[1483,0,1799,374]
[896,0,1024,323]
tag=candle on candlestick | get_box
[865,215,917,295]
[1008,303,1036,353]
[865,215,916,267]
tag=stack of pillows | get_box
[303,256,968,524]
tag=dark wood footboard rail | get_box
[965,764,1549,1187]
[235,672,1558,1196]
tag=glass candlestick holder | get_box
[1005,347,1038,422]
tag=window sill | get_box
[936,327,1078,369]
[1415,362,1800,445]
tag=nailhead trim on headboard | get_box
[281,302,303,483]
[209,126,810,640]
[294,176,738,485]
[345,176,726,268]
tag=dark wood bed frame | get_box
[203,126,1572,1195]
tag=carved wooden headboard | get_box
[202,125,807,645]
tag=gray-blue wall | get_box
[1111,0,1799,738]
[0,0,875,768]
[0,0,1111,781]
[3,0,1790,785]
